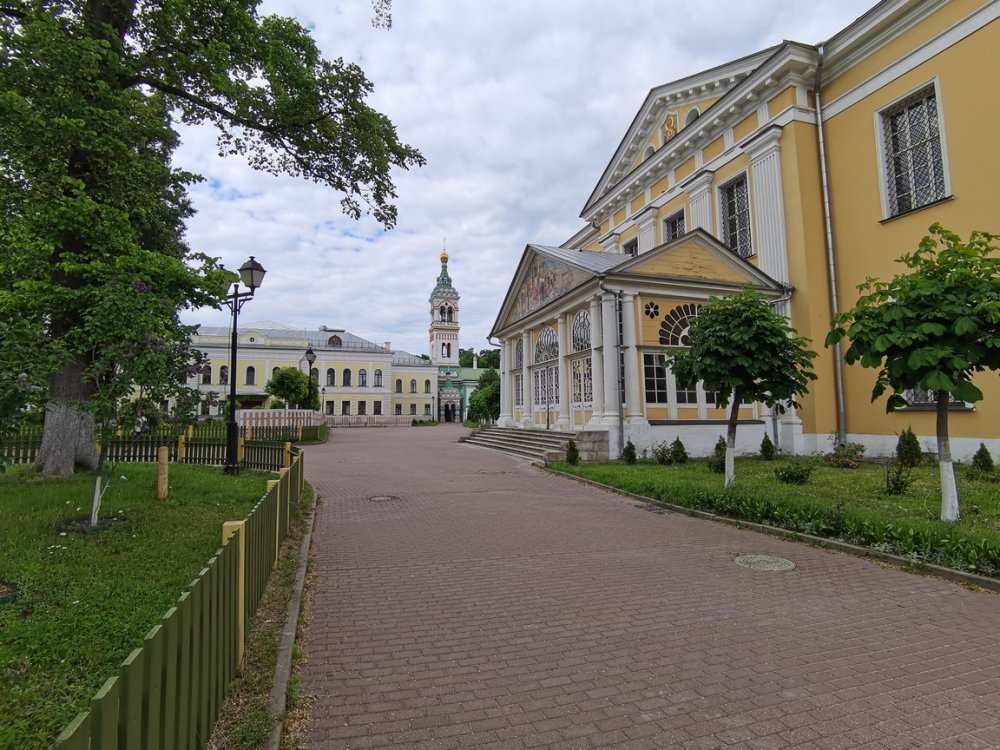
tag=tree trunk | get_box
[32,357,98,475]
[936,389,960,522]
[725,389,741,488]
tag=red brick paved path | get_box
[299,426,1000,749]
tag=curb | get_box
[264,496,317,750]
[547,468,1000,594]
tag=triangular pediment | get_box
[612,228,783,290]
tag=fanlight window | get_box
[659,303,701,347]
[572,310,591,352]
[328,335,342,347]
[534,326,558,362]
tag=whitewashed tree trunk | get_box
[91,474,103,527]
[937,390,960,522]
[725,392,740,488]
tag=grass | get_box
[0,463,269,750]
[206,485,314,750]
[550,455,1000,574]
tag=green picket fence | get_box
[53,447,304,749]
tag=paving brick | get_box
[297,426,1000,748]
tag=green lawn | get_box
[551,456,1000,576]
[0,464,268,750]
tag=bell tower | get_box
[429,248,460,366]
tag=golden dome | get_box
[440,250,448,263]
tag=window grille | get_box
[514,339,523,369]
[572,310,591,352]
[719,174,752,258]
[643,354,669,404]
[663,211,685,242]
[882,86,946,216]
[534,327,558,362]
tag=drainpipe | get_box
[598,278,625,455]
[815,42,848,446]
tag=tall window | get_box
[424,379,431,393]
[326,368,335,386]
[245,366,256,386]
[663,210,685,242]
[374,369,383,387]
[395,378,402,393]
[514,339,523,369]
[514,373,524,406]
[219,365,228,385]
[622,238,638,256]
[342,368,351,387]
[409,379,417,394]
[358,400,367,415]
[201,366,212,385]
[534,326,558,363]
[881,85,946,217]
[409,403,417,415]
[341,400,350,415]
[719,174,752,258]
[643,353,669,404]
[373,400,382,415]
[359,369,367,387]
[394,403,402,415]
[572,310,591,352]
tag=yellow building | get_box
[188,321,437,421]
[491,0,999,459]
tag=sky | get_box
[178,0,877,357]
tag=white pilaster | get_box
[686,171,715,233]
[498,338,515,427]
[520,331,533,428]
[599,232,620,254]
[600,293,619,420]
[636,206,658,254]
[620,293,646,425]
[747,128,790,293]
[588,296,606,427]
[556,314,571,429]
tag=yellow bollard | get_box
[156,446,169,500]
[176,434,186,463]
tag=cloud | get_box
[179,0,876,355]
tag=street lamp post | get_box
[321,386,326,415]
[305,346,316,411]
[224,257,266,475]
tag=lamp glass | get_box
[239,256,266,290]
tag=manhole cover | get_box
[734,554,796,572]
[367,495,399,503]
[479,470,509,475]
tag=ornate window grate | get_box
[882,86,946,216]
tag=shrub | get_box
[669,437,689,464]
[270,399,286,409]
[759,433,776,461]
[707,436,726,474]
[652,441,672,465]
[884,460,916,495]
[895,427,922,468]
[565,438,580,465]
[774,463,812,484]
[826,440,864,468]
[968,443,999,483]
[622,440,637,464]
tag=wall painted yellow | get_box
[702,135,725,163]
[732,112,758,143]
[766,86,797,118]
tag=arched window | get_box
[424,379,431,393]
[685,107,700,127]
[201,365,212,385]
[659,303,701,347]
[328,335,342,347]
[245,366,256,386]
[447,307,453,322]
[326,368,335,386]
[219,365,229,385]
[572,310,591,352]
[359,369,367,387]
[534,326,558,362]
[374,369,383,387]
[409,379,417,393]
[342,369,352,387]
[644,144,655,160]
[395,378,402,393]
[310,367,318,382]
[515,339,523,369]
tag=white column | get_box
[556,314,571,429]
[636,206,658,254]
[600,293,618,420]
[520,330,533,428]
[748,128,790,288]
[498,338,515,427]
[686,171,715,233]
[621,293,646,425]
[588,296,605,426]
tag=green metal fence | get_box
[52,447,304,749]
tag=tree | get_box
[265,368,310,409]
[459,348,500,368]
[667,286,817,487]
[467,369,500,423]
[827,225,1000,522]
[0,0,423,474]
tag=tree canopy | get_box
[0,0,423,473]
[265,367,310,409]
[827,224,1000,521]
[459,348,500,369]
[668,286,817,487]
[467,368,500,424]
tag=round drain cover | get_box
[734,554,795,571]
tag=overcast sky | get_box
[178,0,876,356]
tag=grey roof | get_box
[528,245,624,274]
[392,351,435,367]
[195,324,387,352]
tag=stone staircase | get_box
[462,426,610,463]
[462,425,573,464]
